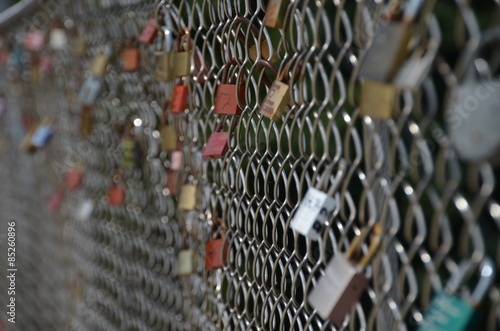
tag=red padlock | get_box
[205,219,228,270]
[123,38,140,72]
[171,79,189,114]
[202,117,232,160]
[166,170,178,195]
[48,187,64,212]
[214,61,245,115]
[139,18,158,45]
[108,171,125,206]
[65,169,84,191]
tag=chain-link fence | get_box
[0,0,500,330]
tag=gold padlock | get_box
[264,0,290,29]
[155,52,172,81]
[172,29,191,77]
[260,67,291,122]
[160,101,178,151]
[249,41,276,62]
[359,79,396,119]
[90,51,109,77]
[179,184,197,210]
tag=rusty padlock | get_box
[205,219,228,270]
[308,224,382,326]
[260,62,291,121]
[171,78,189,114]
[202,117,232,160]
[214,61,245,115]
[264,0,290,29]
[123,38,140,72]
[172,29,191,77]
[160,100,178,151]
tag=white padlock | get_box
[75,199,94,222]
[290,160,346,240]
[49,28,68,50]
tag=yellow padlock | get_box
[172,29,191,77]
[155,52,172,81]
[179,184,197,210]
[359,79,396,120]
[90,51,109,77]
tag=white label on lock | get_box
[78,77,102,106]
[308,254,358,320]
[49,29,68,50]
[76,199,94,221]
[290,188,337,240]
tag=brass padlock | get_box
[260,67,290,121]
[179,183,197,210]
[172,29,191,77]
[160,101,178,151]
[80,106,93,137]
[155,23,175,81]
[90,46,111,77]
[359,79,396,119]
[264,0,290,29]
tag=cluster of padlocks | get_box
[0,0,500,330]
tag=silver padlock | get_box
[446,28,500,163]
[290,160,346,240]
[78,77,102,106]
[308,225,382,326]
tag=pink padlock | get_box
[202,118,232,160]
[24,30,45,51]
[48,188,64,212]
[171,151,183,171]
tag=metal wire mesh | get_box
[0,0,500,330]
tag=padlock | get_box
[48,187,64,213]
[446,28,500,163]
[49,18,68,50]
[205,219,228,270]
[75,199,94,222]
[170,151,183,171]
[172,29,191,77]
[23,29,45,51]
[214,62,245,115]
[39,56,53,74]
[264,0,290,29]
[108,172,125,207]
[30,119,53,149]
[291,161,346,240]
[122,38,140,72]
[90,45,112,77]
[80,106,93,137]
[166,171,178,195]
[418,258,495,331]
[359,79,396,119]
[177,249,194,276]
[154,24,175,81]
[202,118,231,160]
[20,124,36,153]
[260,68,290,121]
[139,18,158,45]
[160,101,178,151]
[171,79,189,114]
[65,168,84,191]
[308,225,382,326]
[179,183,197,210]
[78,77,102,106]
[121,123,143,170]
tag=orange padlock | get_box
[205,218,228,270]
[108,171,125,206]
[171,78,189,114]
[65,168,84,191]
[214,60,245,116]
[123,38,140,72]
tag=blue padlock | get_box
[30,121,54,149]
[418,258,495,331]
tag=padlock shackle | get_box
[345,224,382,270]
[221,58,239,84]
[462,27,500,83]
[175,29,191,52]
[255,59,278,87]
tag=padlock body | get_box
[260,80,290,121]
[171,85,189,114]
[31,125,53,148]
[78,77,102,106]
[359,23,412,82]
[215,84,245,115]
[447,81,500,162]
[108,186,125,206]
[167,171,178,195]
[177,249,194,276]
[121,138,141,169]
[90,53,108,77]
[264,0,289,28]
[179,184,196,210]
[123,48,140,72]
[24,31,45,51]
[49,28,67,50]
[75,199,94,221]
[172,52,191,77]
[308,254,369,326]
[48,190,64,212]
[205,239,228,270]
[65,169,84,191]
[170,151,183,170]
[418,293,476,331]
[160,125,177,151]
[80,107,93,137]
[290,188,337,240]
[202,132,229,160]
[155,53,172,81]
[139,19,158,44]
[360,80,396,119]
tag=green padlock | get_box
[418,258,495,331]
